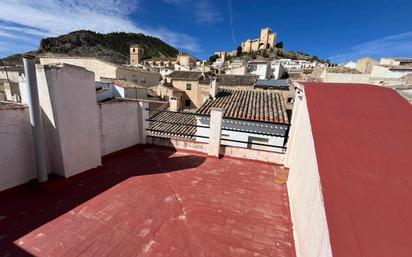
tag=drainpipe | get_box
[23,55,48,182]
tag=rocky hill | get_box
[1,30,179,65]
[211,47,331,64]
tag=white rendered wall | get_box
[98,101,143,156]
[224,66,247,75]
[196,116,287,153]
[323,72,370,83]
[272,63,286,79]
[370,65,412,79]
[40,57,117,81]
[249,64,270,79]
[0,107,36,191]
[37,64,102,177]
[285,91,333,257]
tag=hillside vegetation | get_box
[1,30,179,65]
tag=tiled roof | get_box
[0,66,24,72]
[158,83,185,92]
[388,65,412,71]
[216,75,257,86]
[390,57,412,62]
[199,77,211,85]
[325,67,361,74]
[255,79,289,90]
[197,88,289,124]
[148,111,197,139]
[167,71,203,81]
[110,79,145,88]
[146,57,177,62]
[0,102,26,110]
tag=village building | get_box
[310,66,370,83]
[95,79,158,102]
[370,62,412,79]
[0,66,24,101]
[254,79,294,110]
[154,83,185,109]
[166,70,211,109]
[143,54,197,70]
[247,61,271,79]
[380,57,412,66]
[143,57,177,68]
[216,74,257,88]
[39,56,161,87]
[355,57,379,73]
[195,88,289,152]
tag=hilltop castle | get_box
[241,28,277,53]
[215,27,278,62]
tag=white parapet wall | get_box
[146,136,285,164]
[0,105,36,191]
[98,100,146,156]
[285,90,333,257]
[196,115,288,153]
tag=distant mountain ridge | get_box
[1,30,179,65]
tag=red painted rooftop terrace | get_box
[0,145,295,257]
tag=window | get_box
[247,136,269,150]
[185,100,191,107]
[186,83,192,90]
[132,48,136,53]
[164,96,169,101]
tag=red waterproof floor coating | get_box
[0,145,295,257]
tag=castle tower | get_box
[130,45,143,65]
[260,28,272,49]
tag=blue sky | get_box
[0,0,411,63]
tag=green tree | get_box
[275,41,284,49]
[236,46,242,56]
[209,54,219,63]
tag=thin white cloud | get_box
[163,0,189,3]
[163,0,222,24]
[195,0,222,24]
[329,31,412,63]
[0,0,200,56]
[227,0,236,46]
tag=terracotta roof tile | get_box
[167,71,203,80]
[197,89,289,124]
[148,111,197,139]
[216,74,257,86]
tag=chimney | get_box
[201,61,206,76]
[210,78,219,99]
[169,96,179,112]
